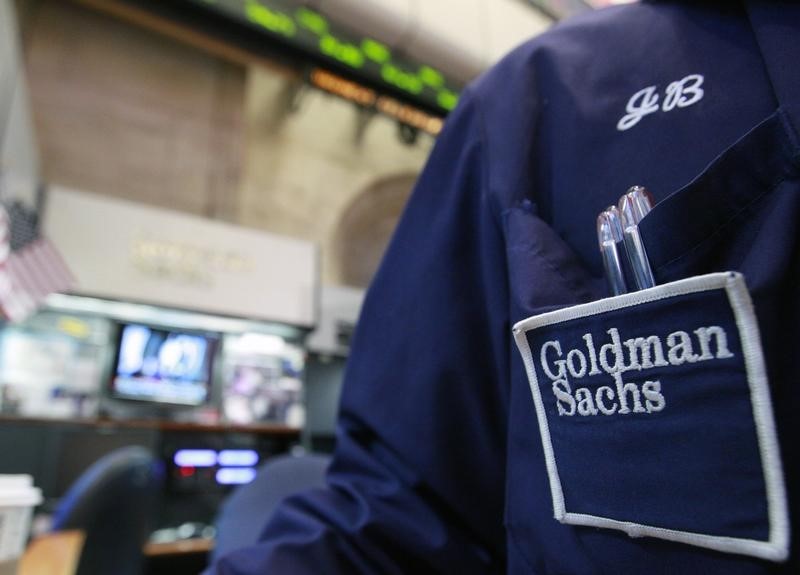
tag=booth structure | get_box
[0,187,324,547]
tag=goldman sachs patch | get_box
[512,272,789,562]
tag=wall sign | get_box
[43,188,317,328]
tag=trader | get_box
[209,1,799,572]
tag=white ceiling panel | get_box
[318,0,412,47]
[487,0,552,62]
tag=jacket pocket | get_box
[513,272,789,562]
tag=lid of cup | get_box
[0,475,43,507]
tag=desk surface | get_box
[18,530,85,575]
[144,537,215,557]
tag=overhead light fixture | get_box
[397,123,419,146]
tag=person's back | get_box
[208,2,800,573]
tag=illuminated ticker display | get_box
[309,68,444,136]
[190,0,461,115]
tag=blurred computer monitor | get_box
[110,323,217,407]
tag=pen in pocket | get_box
[618,186,656,290]
[596,206,627,296]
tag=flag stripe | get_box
[28,243,57,297]
[36,241,75,292]
[4,258,35,321]
[19,245,49,300]
[1,200,73,322]
[1,238,74,322]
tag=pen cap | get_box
[619,186,654,227]
[629,185,654,218]
[597,208,623,245]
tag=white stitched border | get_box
[513,272,735,334]
[562,512,786,561]
[724,274,790,560]
[512,272,790,562]
[513,329,567,520]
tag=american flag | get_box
[0,198,74,323]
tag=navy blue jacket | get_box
[209,2,799,572]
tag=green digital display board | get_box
[189,0,461,114]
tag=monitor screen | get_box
[111,324,216,406]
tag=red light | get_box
[179,466,195,477]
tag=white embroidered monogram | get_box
[617,74,705,131]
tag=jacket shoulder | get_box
[470,3,661,103]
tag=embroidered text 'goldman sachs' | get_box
[538,326,734,417]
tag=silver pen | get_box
[597,206,627,296]
[618,186,656,290]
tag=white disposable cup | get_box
[0,475,42,570]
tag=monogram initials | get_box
[617,74,705,131]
